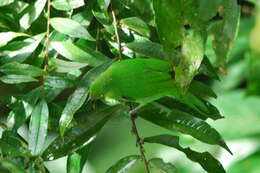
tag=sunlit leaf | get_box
[0,75,38,84]
[52,0,84,11]
[121,17,150,37]
[50,41,109,66]
[0,0,14,7]
[50,18,94,40]
[19,0,47,30]
[0,159,26,173]
[0,32,28,47]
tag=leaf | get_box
[126,41,165,59]
[0,0,14,7]
[72,10,93,27]
[153,0,184,50]
[28,99,49,155]
[49,58,87,73]
[137,101,232,154]
[0,75,38,84]
[145,135,226,173]
[43,105,124,160]
[0,32,28,47]
[59,60,114,136]
[106,155,140,173]
[211,0,241,67]
[19,0,47,30]
[50,41,109,66]
[0,33,45,63]
[67,144,91,173]
[52,0,85,11]
[198,0,222,21]
[149,158,177,173]
[0,159,26,173]
[50,18,94,41]
[0,62,45,77]
[45,75,75,89]
[121,17,150,37]
[189,80,217,99]
[175,32,204,90]
[198,56,219,80]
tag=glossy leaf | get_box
[0,32,28,47]
[189,80,217,99]
[49,58,87,73]
[52,0,84,11]
[0,62,45,77]
[67,144,91,173]
[50,18,94,40]
[145,135,226,173]
[0,159,26,173]
[149,158,177,173]
[19,0,47,30]
[72,10,93,27]
[121,17,150,37]
[137,101,232,154]
[28,99,49,155]
[106,155,140,173]
[0,75,38,84]
[59,60,114,136]
[50,41,109,66]
[45,75,75,89]
[153,0,184,50]
[0,0,14,7]
[198,0,222,21]
[0,33,45,63]
[43,105,124,160]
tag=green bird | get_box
[89,58,209,113]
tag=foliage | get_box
[0,0,254,173]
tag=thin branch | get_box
[129,105,151,173]
[44,0,51,72]
[111,8,122,59]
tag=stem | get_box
[111,8,122,59]
[129,106,151,173]
[44,0,51,72]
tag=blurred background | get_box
[45,0,260,172]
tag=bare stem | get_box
[129,106,151,173]
[44,0,51,72]
[111,8,122,59]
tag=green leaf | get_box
[121,17,150,37]
[126,41,165,59]
[52,0,84,11]
[0,159,26,173]
[0,32,28,47]
[0,0,14,7]
[153,0,184,50]
[145,135,226,173]
[198,56,219,80]
[0,75,38,84]
[50,18,94,41]
[211,0,241,67]
[97,0,110,11]
[49,58,87,73]
[149,158,177,173]
[50,41,109,66]
[19,0,47,30]
[175,33,204,90]
[43,105,124,160]
[0,33,45,63]
[45,75,75,89]
[28,99,49,155]
[59,60,114,136]
[67,144,91,173]
[189,80,217,99]
[198,0,222,21]
[0,62,45,77]
[137,101,232,154]
[72,10,93,27]
[106,155,140,173]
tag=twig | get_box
[111,8,122,59]
[129,105,151,173]
[44,0,51,72]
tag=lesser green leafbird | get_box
[89,58,210,114]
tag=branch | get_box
[44,0,52,72]
[129,105,151,173]
[111,8,122,59]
